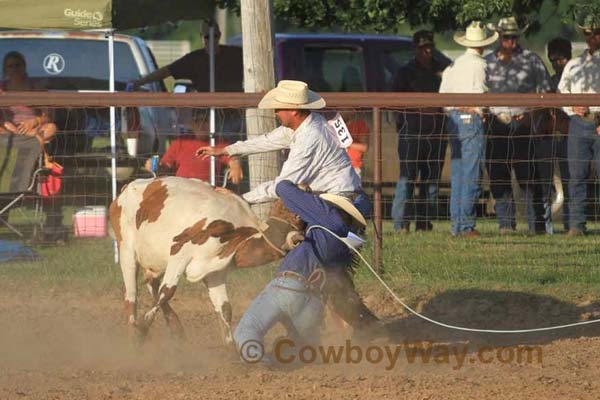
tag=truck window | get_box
[382,48,414,90]
[0,38,140,90]
[303,46,365,92]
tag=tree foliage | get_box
[217,0,598,33]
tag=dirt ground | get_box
[1,286,600,400]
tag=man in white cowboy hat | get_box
[233,179,375,366]
[197,79,369,218]
[558,14,600,236]
[485,16,552,235]
[439,21,498,238]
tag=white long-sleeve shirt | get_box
[226,112,361,204]
[558,49,600,116]
[439,48,487,114]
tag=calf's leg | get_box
[140,258,188,335]
[120,245,139,338]
[204,269,233,345]
[147,277,185,339]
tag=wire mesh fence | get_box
[0,92,598,268]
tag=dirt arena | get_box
[2,284,600,400]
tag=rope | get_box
[307,225,600,334]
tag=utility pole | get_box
[240,0,278,219]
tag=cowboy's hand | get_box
[573,106,589,117]
[196,146,226,159]
[228,159,243,184]
[215,187,233,195]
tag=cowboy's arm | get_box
[225,126,291,156]
[533,55,552,94]
[242,137,320,203]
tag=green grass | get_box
[0,219,599,305]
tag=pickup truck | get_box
[0,30,176,167]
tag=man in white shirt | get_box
[558,15,600,236]
[197,80,369,218]
[439,21,498,237]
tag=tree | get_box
[218,0,598,34]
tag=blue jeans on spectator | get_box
[233,276,323,364]
[568,116,600,232]
[391,114,446,231]
[447,111,485,235]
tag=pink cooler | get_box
[73,206,107,237]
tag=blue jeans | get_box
[568,116,600,231]
[447,111,485,234]
[233,276,323,363]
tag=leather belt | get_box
[276,270,310,285]
[275,269,327,293]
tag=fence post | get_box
[373,107,382,273]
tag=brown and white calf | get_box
[110,177,304,344]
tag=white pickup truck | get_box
[0,30,176,161]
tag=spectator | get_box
[391,30,451,233]
[341,110,370,179]
[558,15,600,236]
[197,80,370,221]
[144,109,242,185]
[129,21,242,93]
[129,20,244,137]
[0,51,63,243]
[547,37,572,91]
[439,21,498,237]
[545,37,573,232]
[485,16,552,235]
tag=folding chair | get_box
[0,134,52,239]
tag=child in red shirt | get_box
[144,110,242,184]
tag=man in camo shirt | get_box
[485,16,552,235]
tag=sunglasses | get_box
[502,35,519,41]
[548,56,566,63]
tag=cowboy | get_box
[233,179,367,365]
[485,16,553,235]
[197,80,370,219]
[558,14,600,236]
[439,21,498,237]
[391,30,451,234]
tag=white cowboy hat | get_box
[492,16,529,36]
[319,193,367,228]
[258,80,326,110]
[453,21,499,47]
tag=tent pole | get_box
[108,29,119,264]
[209,23,216,187]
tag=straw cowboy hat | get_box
[258,80,326,110]
[453,21,499,47]
[492,16,529,36]
[319,193,367,228]
[577,14,600,31]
